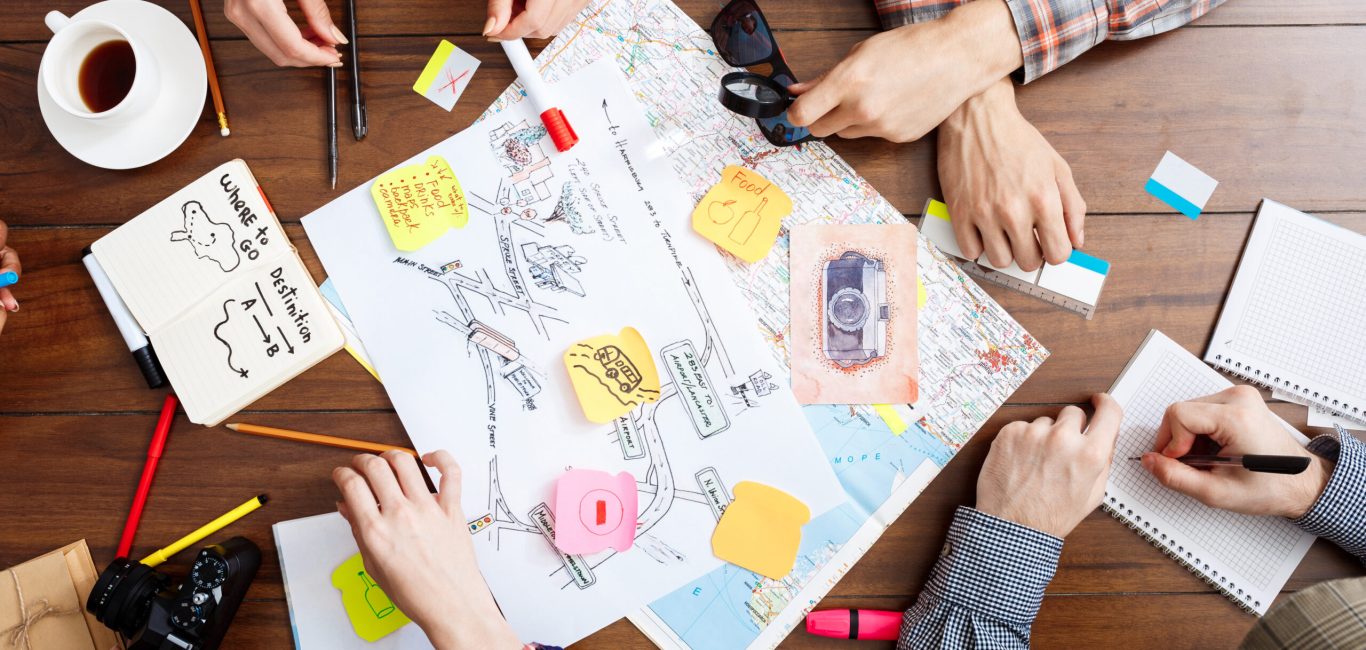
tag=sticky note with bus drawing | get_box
[564,327,661,423]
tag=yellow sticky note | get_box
[564,327,661,423]
[918,274,927,309]
[692,166,792,263]
[331,553,412,642]
[712,481,809,579]
[371,155,469,251]
[873,404,909,436]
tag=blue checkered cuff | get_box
[922,506,1063,625]
[1292,427,1366,563]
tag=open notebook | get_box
[91,160,343,425]
[1105,330,1315,615]
[1205,199,1366,426]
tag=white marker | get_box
[500,38,578,152]
[82,251,167,388]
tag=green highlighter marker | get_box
[0,271,16,288]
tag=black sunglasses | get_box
[709,0,816,147]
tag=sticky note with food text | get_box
[553,469,638,554]
[712,481,809,579]
[371,155,469,251]
[692,166,792,263]
[331,553,412,641]
[564,327,661,423]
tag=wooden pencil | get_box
[188,0,230,136]
[225,422,417,456]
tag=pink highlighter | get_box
[805,609,901,641]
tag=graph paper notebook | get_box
[1205,199,1366,425]
[1105,330,1315,615]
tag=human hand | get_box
[333,450,521,650]
[224,0,345,67]
[484,0,592,40]
[937,77,1085,271]
[0,219,21,336]
[976,394,1122,538]
[785,0,1022,142]
[1141,386,1331,519]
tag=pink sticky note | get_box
[552,469,637,554]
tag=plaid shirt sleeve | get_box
[874,0,1228,83]
[897,506,1062,649]
[1292,426,1366,563]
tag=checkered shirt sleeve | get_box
[874,0,1227,83]
[897,506,1062,649]
[1292,426,1366,563]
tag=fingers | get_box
[947,204,985,260]
[1085,393,1123,456]
[383,450,430,500]
[1154,400,1228,457]
[333,465,380,522]
[353,452,405,509]
[786,78,840,128]
[1056,159,1086,249]
[806,105,860,139]
[1004,219,1044,272]
[485,0,513,35]
[1035,194,1073,267]
[1053,404,1086,433]
[1143,453,1227,507]
[980,227,1013,269]
[295,0,345,46]
[493,0,555,40]
[424,450,465,516]
[227,0,340,67]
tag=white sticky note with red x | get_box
[413,40,480,111]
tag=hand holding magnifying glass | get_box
[718,71,797,119]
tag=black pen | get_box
[326,66,337,189]
[347,0,366,140]
[1129,454,1310,474]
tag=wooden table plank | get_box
[4,26,1366,228]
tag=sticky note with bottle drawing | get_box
[711,481,809,579]
[564,327,661,423]
[692,165,792,263]
[331,552,412,641]
[371,155,469,251]
[552,469,638,554]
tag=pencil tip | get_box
[225,423,239,431]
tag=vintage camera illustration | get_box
[821,251,888,368]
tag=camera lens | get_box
[88,557,171,637]
[829,287,870,332]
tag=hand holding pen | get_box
[1139,386,1332,519]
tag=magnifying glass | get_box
[717,71,795,119]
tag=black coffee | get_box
[78,39,135,113]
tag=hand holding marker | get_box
[500,38,577,152]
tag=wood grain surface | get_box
[1,1,1361,648]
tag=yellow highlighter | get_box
[140,494,268,567]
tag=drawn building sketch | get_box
[789,224,920,405]
[522,242,586,296]
[488,121,553,204]
[171,200,240,272]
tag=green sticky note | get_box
[331,553,412,641]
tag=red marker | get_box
[501,38,578,152]
[805,609,901,641]
[115,393,178,558]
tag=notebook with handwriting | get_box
[91,160,343,425]
[1105,330,1314,615]
[1205,199,1366,425]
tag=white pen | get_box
[82,250,167,388]
[500,38,578,152]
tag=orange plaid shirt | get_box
[874,0,1226,83]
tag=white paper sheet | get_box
[302,60,841,644]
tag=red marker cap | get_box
[539,108,578,152]
[805,609,901,641]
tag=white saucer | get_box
[38,0,207,170]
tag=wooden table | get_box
[2,0,1363,647]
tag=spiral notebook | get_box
[1105,330,1315,615]
[1204,199,1366,425]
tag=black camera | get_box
[87,537,261,650]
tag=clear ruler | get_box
[954,259,1099,320]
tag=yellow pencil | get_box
[226,422,418,457]
[140,494,268,567]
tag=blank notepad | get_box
[1106,331,1315,615]
[1205,199,1366,424]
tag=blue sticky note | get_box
[0,271,16,288]
[1147,151,1218,220]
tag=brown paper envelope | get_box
[0,550,97,650]
[58,541,123,650]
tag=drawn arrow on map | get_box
[253,315,271,343]
[276,326,295,354]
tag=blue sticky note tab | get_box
[1066,249,1110,276]
[0,271,16,288]
[1145,178,1203,220]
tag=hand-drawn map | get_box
[303,61,843,645]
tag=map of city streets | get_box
[481,1,1049,647]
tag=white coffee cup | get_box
[41,11,160,120]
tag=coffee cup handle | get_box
[44,10,70,34]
